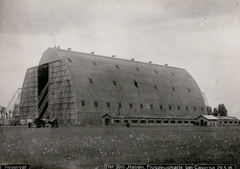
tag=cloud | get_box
[1,0,239,36]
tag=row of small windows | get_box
[219,121,238,124]
[115,119,195,124]
[88,78,192,92]
[67,58,191,78]
[80,101,204,111]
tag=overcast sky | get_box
[0,0,239,117]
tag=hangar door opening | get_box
[38,64,49,117]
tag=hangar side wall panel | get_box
[55,49,206,125]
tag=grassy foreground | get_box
[0,125,240,169]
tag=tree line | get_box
[207,104,228,116]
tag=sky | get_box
[0,0,239,117]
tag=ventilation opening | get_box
[67,58,72,62]
[134,80,138,88]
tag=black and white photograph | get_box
[0,0,239,169]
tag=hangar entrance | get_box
[38,64,49,118]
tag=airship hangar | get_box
[18,47,207,126]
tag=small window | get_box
[107,102,110,108]
[94,102,98,107]
[184,121,189,124]
[150,104,153,109]
[113,81,117,86]
[156,120,162,123]
[172,87,175,91]
[140,120,146,124]
[169,105,172,110]
[164,121,169,123]
[130,103,133,108]
[93,62,97,66]
[114,120,121,123]
[148,120,154,123]
[118,103,122,108]
[201,107,204,111]
[178,121,182,124]
[124,120,128,123]
[178,106,180,110]
[136,68,140,71]
[224,121,228,124]
[160,105,163,110]
[140,104,143,109]
[171,73,175,76]
[132,120,138,123]
[81,101,85,106]
[190,121,195,124]
[188,89,191,93]
[229,121,233,124]
[194,107,196,111]
[234,121,238,124]
[89,78,93,83]
[67,58,72,62]
[115,65,120,69]
[170,121,176,124]
[186,106,188,111]
[134,80,138,88]
[154,70,158,74]
[154,85,157,90]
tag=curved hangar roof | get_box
[39,47,206,124]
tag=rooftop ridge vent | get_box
[112,55,115,58]
[131,58,134,61]
[165,64,168,66]
[91,52,94,54]
[149,61,152,63]
[68,48,71,50]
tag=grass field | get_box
[0,125,240,169]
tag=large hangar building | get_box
[19,47,206,125]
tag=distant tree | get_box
[218,104,228,116]
[213,108,218,116]
[206,106,212,115]
[212,104,228,116]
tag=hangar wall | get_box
[20,47,206,125]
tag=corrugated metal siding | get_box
[35,48,206,125]
[39,48,205,125]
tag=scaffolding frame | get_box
[39,60,77,124]
[19,67,38,119]
[19,60,77,124]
